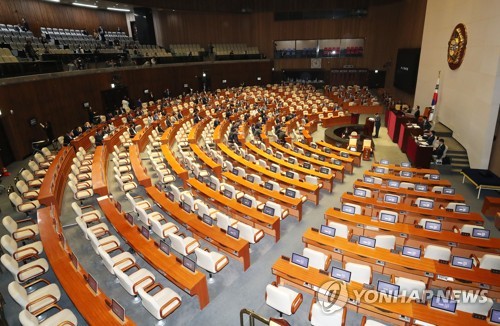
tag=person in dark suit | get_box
[414,106,421,120]
[433,139,446,159]
[421,116,432,131]
[94,129,104,146]
[128,123,137,137]
[425,130,436,146]
[63,131,74,146]
[193,113,201,124]
[373,113,381,138]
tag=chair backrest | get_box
[460,224,481,234]
[445,202,463,210]
[345,262,371,284]
[168,233,185,254]
[181,192,196,209]
[395,277,426,299]
[243,194,258,209]
[373,177,383,184]
[18,309,41,326]
[67,180,77,194]
[375,235,396,250]
[170,185,183,202]
[270,163,280,173]
[1,254,19,276]
[28,161,40,173]
[1,235,18,255]
[248,174,261,185]
[16,180,29,194]
[225,160,233,172]
[235,167,246,177]
[265,201,283,218]
[327,221,349,239]
[34,153,46,164]
[424,245,451,261]
[136,206,151,225]
[268,180,280,192]
[303,247,329,270]
[305,175,319,185]
[2,216,18,234]
[215,212,232,230]
[21,170,34,182]
[196,202,212,218]
[97,247,116,274]
[209,175,221,191]
[9,192,22,206]
[455,291,493,316]
[400,182,415,189]
[72,157,81,167]
[415,197,434,207]
[265,284,295,315]
[478,254,500,270]
[431,186,443,193]
[41,147,52,157]
[222,183,236,199]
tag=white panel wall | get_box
[414,0,500,168]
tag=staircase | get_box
[433,122,469,173]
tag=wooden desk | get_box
[324,208,500,253]
[353,180,465,205]
[406,136,433,169]
[372,162,439,176]
[129,145,152,187]
[221,171,303,221]
[187,178,281,242]
[314,141,361,167]
[98,196,210,309]
[340,193,484,228]
[160,126,189,184]
[218,143,320,205]
[272,256,492,326]
[245,142,335,191]
[188,117,222,178]
[132,121,157,152]
[38,146,74,213]
[321,114,355,128]
[38,207,135,325]
[364,171,451,187]
[290,141,355,174]
[482,196,500,218]
[92,146,108,196]
[271,141,352,176]
[145,186,251,271]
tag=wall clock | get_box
[447,23,467,70]
[311,58,322,69]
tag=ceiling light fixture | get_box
[73,2,98,8]
[107,7,130,12]
[44,0,61,3]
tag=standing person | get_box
[373,112,381,138]
[414,105,421,120]
[40,121,54,144]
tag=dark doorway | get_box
[101,86,129,114]
[0,119,15,166]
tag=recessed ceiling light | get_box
[107,7,130,12]
[73,2,98,8]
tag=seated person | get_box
[63,131,74,146]
[433,139,446,159]
[128,123,137,137]
[94,129,104,146]
[424,130,436,145]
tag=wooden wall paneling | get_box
[0,0,127,37]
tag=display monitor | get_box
[380,159,389,165]
[429,174,440,180]
[111,299,125,322]
[418,199,434,209]
[451,256,473,269]
[341,204,356,215]
[208,182,217,191]
[69,252,78,269]
[231,168,239,176]
[182,202,191,213]
[401,162,411,167]
[155,182,162,191]
[333,159,342,166]
[415,184,428,192]
[159,239,170,255]
[490,309,500,324]
[202,214,213,226]
[430,296,457,313]
[183,256,196,273]
[285,189,296,198]
[291,253,309,268]
[240,197,252,208]
[263,205,275,216]
[276,153,283,159]
[197,174,205,183]
[324,148,332,154]
[402,246,421,259]
[374,167,385,173]
[319,155,326,162]
[424,220,442,232]
[358,236,376,248]
[384,194,399,203]
[311,143,317,149]
[227,225,239,239]
[270,165,278,173]
[305,151,312,157]
[379,212,397,223]
[285,171,294,179]
[341,152,349,158]
[246,175,255,183]
[167,192,175,202]
[331,267,351,282]
[455,205,470,214]
[388,180,400,188]
[319,167,329,174]
[303,162,312,169]
[320,225,336,237]
[141,225,150,239]
[223,189,232,199]
[266,148,272,154]
[377,280,400,297]
[288,157,295,164]
[293,147,299,153]
[472,228,490,239]
[363,176,374,184]
[401,171,413,178]
[264,182,273,190]
[354,188,368,198]
[115,201,122,213]
[125,212,134,225]
[443,187,455,195]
